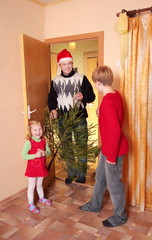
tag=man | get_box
[48,49,95,184]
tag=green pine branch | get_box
[44,105,100,171]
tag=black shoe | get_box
[75,176,86,183]
[102,220,114,227]
[79,203,100,213]
[65,176,74,184]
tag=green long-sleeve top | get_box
[22,136,51,160]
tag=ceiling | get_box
[33,0,67,4]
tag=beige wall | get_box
[0,0,45,201]
[51,40,98,75]
[0,0,151,201]
[45,0,152,84]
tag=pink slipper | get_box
[39,198,52,206]
[28,202,40,213]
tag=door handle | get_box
[22,105,36,119]
[27,105,36,119]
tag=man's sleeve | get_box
[82,75,95,103]
[48,80,58,112]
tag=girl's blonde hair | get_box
[92,65,113,86]
[26,120,44,139]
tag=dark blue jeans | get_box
[59,118,88,177]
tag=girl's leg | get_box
[27,177,36,204]
[79,152,107,212]
[36,177,44,199]
[36,177,52,206]
[105,156,127,226]
[27,177,40,213]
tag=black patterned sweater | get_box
[48,70,95,118]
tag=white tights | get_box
[27,177,44,204]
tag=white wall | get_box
[0,0,45,201]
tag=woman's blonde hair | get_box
[26,120,44,139]
[92,65,113,86]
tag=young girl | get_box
[22,120,52,213]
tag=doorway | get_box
[50,39,99,141]
[45,32,104,185]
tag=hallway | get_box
[0,176,152,239]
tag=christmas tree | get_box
[44,105,100,172]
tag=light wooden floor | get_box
[0,162,152,240]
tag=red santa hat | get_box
[57,49,73,64]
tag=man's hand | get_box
[74,92,83,100]
[50,109,58,119]
[96,107,99,117]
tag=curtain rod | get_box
[116,6,152,17]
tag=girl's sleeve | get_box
[22,140,35,160]
[45,141,51,157]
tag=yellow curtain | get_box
[120,15,152,212]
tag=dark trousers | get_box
[59,118,88,177]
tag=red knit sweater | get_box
[99,90,129,163]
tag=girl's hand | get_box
[40,150,45,157]
[37,149,45,157]
[35,149,42,158]
[74,92,83,100]
[106,159,116,164]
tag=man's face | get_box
[59,61,73,75]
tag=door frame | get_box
[83,51,98,74]
[45,31,104,101]
[45,31,104,144]
[45,31,104,67]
